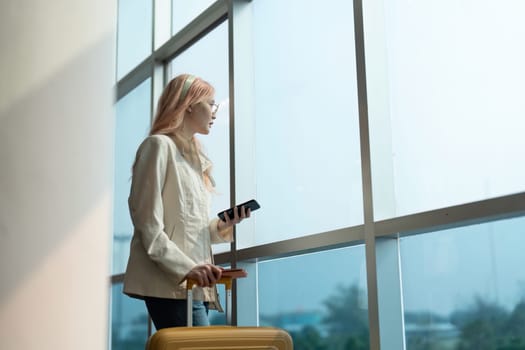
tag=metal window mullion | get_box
[353,0,381,349]
[227,0,258,326]
[154,0,228,63]
[358,0,407,347]
[116,57,153,101]
[212,190,525,266]
[214,225,366,265]
[151,0,169,124]
[116,1,228,102]
[153,0,171,50]
[375,192,525,238]
[151,61,165,124]
[227,0,239,325]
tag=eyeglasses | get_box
[208,102,219,114]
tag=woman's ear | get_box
[187,106,192,113]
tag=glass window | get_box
[209,280,227,325]
[111,283,150,350]
[113,79,151,275]
[258,247,369,349]
[117,0,152,79]
[172,0,216,35]
[168,21,230,254]
[367,0,525,219]
[252,0,363,245]
[400,216,525,349]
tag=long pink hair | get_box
[150,74,215,135]
[149,74,215,190]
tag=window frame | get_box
[111,1,525,349]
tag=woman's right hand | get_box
[185,264,223,287]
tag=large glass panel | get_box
[252,0,363,245]
[400,216,525,349]
[113,79,151,274]
[117,0,152,79]
[111,283,149,350]
[366,0,525,219]
[209,278,227,325]
[172,0,216,35]
[258,247,369,349]
[168,22,230,254]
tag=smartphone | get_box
[217,199,260,222]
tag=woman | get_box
[123,74,250,329]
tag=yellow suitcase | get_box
[146,326,293,350]
[146,272,293,350]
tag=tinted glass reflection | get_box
[111,283,149,350]
[400,216,525,349]
[258,247,369,349]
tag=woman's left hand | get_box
[217,205,251,231]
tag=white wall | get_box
[0,1,116,349]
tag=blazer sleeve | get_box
[209,217,234,244]
[128,136,196,284]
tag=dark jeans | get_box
[144,297,210,329]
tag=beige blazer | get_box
[123,135,233,304]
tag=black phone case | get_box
[218,199,260,221]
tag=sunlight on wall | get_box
[0,197,112,349]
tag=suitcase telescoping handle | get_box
[186,269,247,327]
